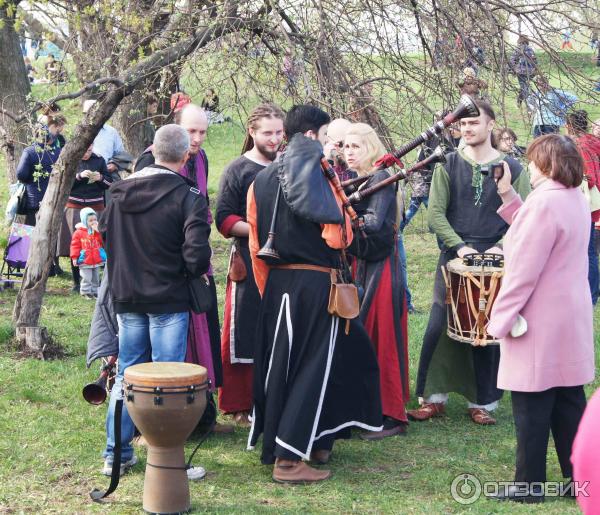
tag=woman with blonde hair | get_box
[344,122,410,439]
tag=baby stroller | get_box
[1,223,33,290]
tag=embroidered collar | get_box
[458,149,506,206]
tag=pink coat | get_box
[488,179,595,392]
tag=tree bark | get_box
[12,18,253,338]
[113,89,148,157]
[12,89,126,329]
[0,1,32,185]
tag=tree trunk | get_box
[113,67,182,157]
[113,89,148,158]
[16,326,49,352]
[11,19,242,345]
[13,90,125,328]
[0,2,32,185]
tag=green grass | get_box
[1,52,599,513]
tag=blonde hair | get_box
[345,123,403,226]
[344,123,386,176]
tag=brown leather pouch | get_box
[327,270,360,320]
[228,245,247,282]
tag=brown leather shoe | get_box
[359,424,407,441]
[407,402,446,421]
[272,459,331,484]
[310,449,331,464]
[468,408,496,425]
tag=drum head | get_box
[446,257,503,274]
[124,362,207,387]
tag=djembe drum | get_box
[442,253,504,346]
[123,362,209,514]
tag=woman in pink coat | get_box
[488,134,595,504]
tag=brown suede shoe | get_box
[272,459,331,484]
[407,402,446,421]
[310,449,331,465]
[468,408,496,425]
[359,424,407,441]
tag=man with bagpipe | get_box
[247,105,383,484]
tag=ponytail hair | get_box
[241,103,286,154]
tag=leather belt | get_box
[272,264,335,274]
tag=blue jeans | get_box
[103,312,190,462]
[588,223,599,305]
[397,232,413,310]
[401,196,429,231]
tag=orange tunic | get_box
[247,180,353,296]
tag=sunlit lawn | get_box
[0,51,599,513]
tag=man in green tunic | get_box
[408,100,530,425]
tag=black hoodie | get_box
[100,165,211,314]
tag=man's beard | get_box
[254,141,278,162]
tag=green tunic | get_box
[415,150,530,404]
[428,150,531,249]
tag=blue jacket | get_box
[16,142,61,210]
[510,45,537,76]
[527,89,578,127]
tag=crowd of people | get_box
[9,58,600,509]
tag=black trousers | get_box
[511,386,586,484]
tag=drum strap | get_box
[90,398,123,501]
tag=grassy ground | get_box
[1,52,600,513]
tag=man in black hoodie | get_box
[99,124,211,477]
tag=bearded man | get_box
[215,103,286,426]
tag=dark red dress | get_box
[350,171,409,423]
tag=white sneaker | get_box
[186,466,206,481]
[102,454,138,476]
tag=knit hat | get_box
[80,207,97,233]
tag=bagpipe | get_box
[341,145,446,198]
[258,95,480,261]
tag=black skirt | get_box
[248,268,383,464]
